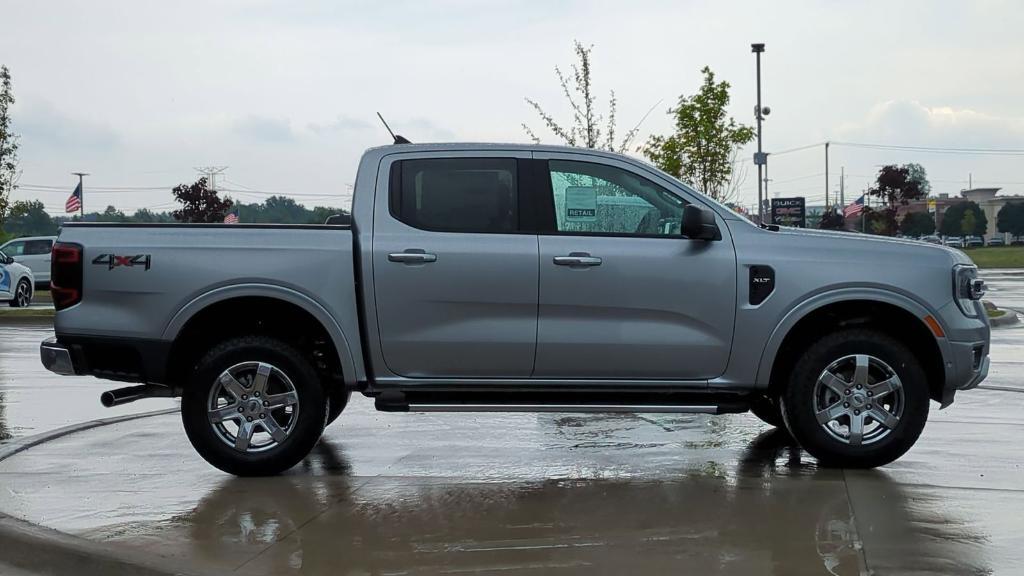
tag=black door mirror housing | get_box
[681,205,720,241]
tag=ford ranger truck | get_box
[40,143,990,476]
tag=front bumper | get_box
[941,339,989,407]
[40,337,77,376]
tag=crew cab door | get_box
[372,152,539,378]
[531,153,737,380]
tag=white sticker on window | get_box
[565,186,597,222]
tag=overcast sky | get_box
[4,0,1024,215]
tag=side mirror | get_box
[681,205,720,241]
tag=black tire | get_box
[326,388,351,426]
[780,328,929,469]
[9,279,31,308]
[182,336,328,476]
[749,394,784,428]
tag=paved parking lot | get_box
[0,271,1021,575]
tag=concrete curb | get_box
[0,407,180,462]
[990,307,1020,327]
[0,408,205,575]
[0,513,213,576]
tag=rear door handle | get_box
[388,250,437,264]
[553,252,602,267]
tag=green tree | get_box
[98,205,127,222]
[996,202,1024,240]
[939,201,987,237]
[642,67,755,202]
[899,211,935,236]
[172,177,232,223]
[818,207,846,230]
[0,65,19,229]
[905,163,931,196]
[523,41,640,152]
[3,200,56,237]
[866,164,928,235]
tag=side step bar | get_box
[409,404,722,413]
[373,390,750,415]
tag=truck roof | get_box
[364,142,640,162]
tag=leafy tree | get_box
[939,201,987,237]
[0,65,19,229]
[899,211,935,237]
[130,208,173,223]
[866,165,928,235]
[818,207,846,230]
[905,163,931,196]
[99,205,128,222]
[3,200,56,237]
[523,41,640,152]
[996,202,1024,239]
[171,177,232,223]
[642,67,755,203]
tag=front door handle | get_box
[388,250,437,264]
[553,252,602,267]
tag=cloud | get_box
[232,115,295,142]
[307,115,373,135]
[836,100,1024,148]
[12,99,120,150]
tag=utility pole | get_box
[195,166,228,193]
[824,142,830,207]
[840,165,845,207]
[751,43,767,224]
[969,172,972,189]
[71,172,88,218]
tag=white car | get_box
[0,249,34,307]
[0,235,56,286]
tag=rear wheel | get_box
[749,394,784,428]
[9,279,31,308]
[326,388,350,425]
[780,329,929,469]
[182,336,328,476]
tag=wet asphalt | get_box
[0,273,1022,575]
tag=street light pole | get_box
[751,43,766,224]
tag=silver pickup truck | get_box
[40,143,990,476]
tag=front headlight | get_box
[953,264,985,317]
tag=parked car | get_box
[943,236,964,248]
[40,143,990,476]
[920,235,942,245]
[0,249,34,307]
[987,237,1005,247]
[965,236,984,248]
[0,235,57,286]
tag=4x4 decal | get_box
[92,253,152,271]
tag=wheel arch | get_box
[163,284,359,388]
[757,289,949,404]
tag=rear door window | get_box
[393,158,518,234]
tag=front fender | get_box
[755,287,951,387]
[162,283,360,387]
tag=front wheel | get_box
[182,336,328,476]
[780,329,929,469]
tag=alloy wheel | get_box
[813,354,904,446]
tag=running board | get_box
[373,390,750,415]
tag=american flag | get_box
[223,210,239,224]
[65,182,82,213]
[843,195,865,218]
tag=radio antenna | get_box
[376,112,411,144]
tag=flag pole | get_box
[72,172,88,219]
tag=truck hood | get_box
[768,226,971,266]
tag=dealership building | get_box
[897,188,1024,240]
